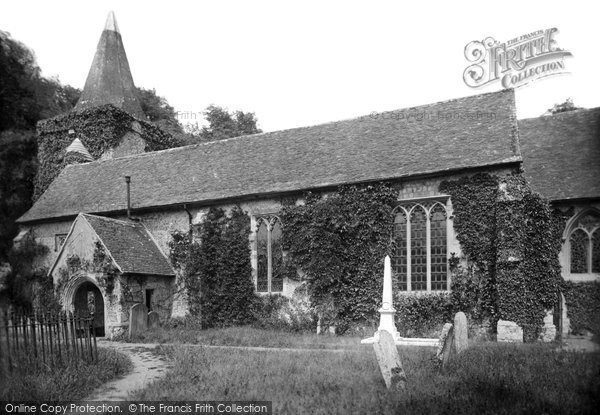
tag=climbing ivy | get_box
[279,183,397,330]
[92,241,118,292]
[440,172,563,340]
[561,281,600,334]
[34,104,178,199]
[439,173,499,319]
[168,206,255,327]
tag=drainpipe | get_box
[125,176,131,219]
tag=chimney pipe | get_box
[125,176,131,219]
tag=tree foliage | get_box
[544,98,582,115]
[135,87,183,136]
[182,105,262,144]
[0,31,80,262]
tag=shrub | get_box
[562,281,600,335]
[252,288,316,333]
[394,293,453,337]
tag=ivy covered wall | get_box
[34,104,178,199]
[440,173,564,341]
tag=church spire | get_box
[74,11,145,119]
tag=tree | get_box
[135,87,183,136]
[0,31,81,262]
[182,105,262,144]
[544,98,582,116]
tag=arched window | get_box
[570,229,589,273]
[430,204,448,290]
[568,211,600,275]
[410,206,427,291]
[255,216,284,293]
[391,201,449,292]
[391,211,407,291]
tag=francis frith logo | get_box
[463,28,572,89]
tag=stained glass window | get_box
[570,229,589,274]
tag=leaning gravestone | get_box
[436,322,454,369]
[148,311,160,329]
[453,312,468,354]
[129,303,148,339]
[372,330,407,391]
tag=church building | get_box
[15,12,600,339]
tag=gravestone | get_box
[539,309,556,342]
[129,303,148,339]
[436,323,454,368]
[453,312,468,354]
[148,311,160,329]
[497,319,523,342]
[372,330,407,391]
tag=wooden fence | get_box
[0,309,98,374]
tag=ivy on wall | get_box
[169,206,255,328]
[561,281,600,335]
[34,104,178,199]
[440,173,563,340]
[439,173,499,320]
[279,183,397,330]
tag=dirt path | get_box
[84,341,172,401]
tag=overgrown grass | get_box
[0,347,132,400]
[133,342,600,414]
[126,326,362,349]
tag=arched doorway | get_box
[72,281,105,336]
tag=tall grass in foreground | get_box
[126,326,362,349]
[0,347,132,400]
[134,343,600,414]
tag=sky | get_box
[1,0,598,132]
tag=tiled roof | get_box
[519,107,600,201]
[83,214,174,276]
[19,89,520,223]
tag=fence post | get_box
[39,311,46,365]
[91,316,98,363]
[11,311,17,353]
[31,312,38,361]
[2,309,10,372]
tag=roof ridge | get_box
[82,213,139,227]
[62,89,517,167]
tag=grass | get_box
[126,325,363,349]
[0,347,132,400]
[133,341,600,414]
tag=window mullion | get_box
[407,216,412,292]
[267,222,272,293]
[426,210,431,292]
[589,235,593,274]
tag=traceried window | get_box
[569,211,600,274]
[256,216,284,293]
[391,201,449,292]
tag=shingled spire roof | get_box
[74,11,146,119]
[65,137,93,161]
